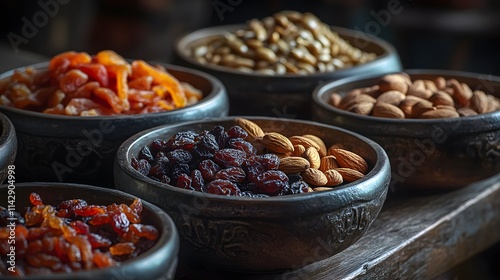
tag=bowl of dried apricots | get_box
[0,182,179,279]
[114,117,391,272]
[0,50,229,185]
[312,70,500,190]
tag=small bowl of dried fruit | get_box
[312,70,500,190]
[0,182,179,279]
[174,10,402,119]
[0,112,16,184]
[114,117,391,272]
[0,50,228,185]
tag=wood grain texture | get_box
[175,174,500,280]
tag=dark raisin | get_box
[227,138,257,156]
[287,180,312,194]
[209,126,228,148]
[255,170,289,195]
[227,125,248,139]
[167,149,193,164]
[287,174,303,184]
[150,139,168,155]
[176,173,193,190]
[170,163,190,182]
[190,170,204,191]
[148,155,169,179]
[215,167,246,183]
[243,163,265,183]
[213,148,246,168]
[138,146,154,163]
[167,131,197,150]
[198,159,221,181]
[110,212,130,235]
[206,179,241,196]
[131,158,151,176]
[192,133,219,159]
[257,154,280,170]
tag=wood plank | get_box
[175,174,500,280]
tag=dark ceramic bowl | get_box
[0,182,179,280]
[0,112,16,184]
[312,70,500,191]
[175,25,402,119]
[114,117,391,272]
[0,62,229,185]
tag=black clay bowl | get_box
[114,117,391,272]
[312,70,500,191]
[0,62,228,185]
[0,182,179,280]
[175,25,402,119]
[0,112,17,184]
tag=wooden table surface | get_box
[175,174,500,280]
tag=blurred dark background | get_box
[0,0,499,279]
[1,0,500,75]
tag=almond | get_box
[434,76,446,90]
[372,102,405,119]
[363,85,381,98]
[469,90,489,114]
[335,168,364,182]
[347,102,374,115]
[329,92,342,107]
[303,146,321,169]
[319,155,340,172]
[376,90,406,106]
[313,187,333,192]
[302,134,327,157]
[378,73,409,93]
[278,156,310,174]
[329,148,368,174]
[407,80,433,99]
[420,108,459,119]
[338,89,362,109]
[424,80,438,92]
[301,168,328,186]
[429,91,455,107]
[292,144,306,157]
[339,94,376,110]
[324,169,343,186]
[411,101,435,118]
[448,79,471,106]
[236,118,265,142]
[457,107,478,117]
[261,132,294,154]
[288,135,320,152]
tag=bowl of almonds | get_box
[114,117,390,272]
[312,70,500,190]
[175,10,402,119]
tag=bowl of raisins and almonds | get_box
[312,70,500,190]
[0,183,179,279]
[114,117,391,272]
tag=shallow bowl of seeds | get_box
[174,10,402,118]
[113,116,390,272]
[312,70,500,191]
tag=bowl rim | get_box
[312,69,500,125]
[0,112,15,150]
[0,182,179,279]
[115,116,391,203]
[0,61,226,122]
[175,24,399,79]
